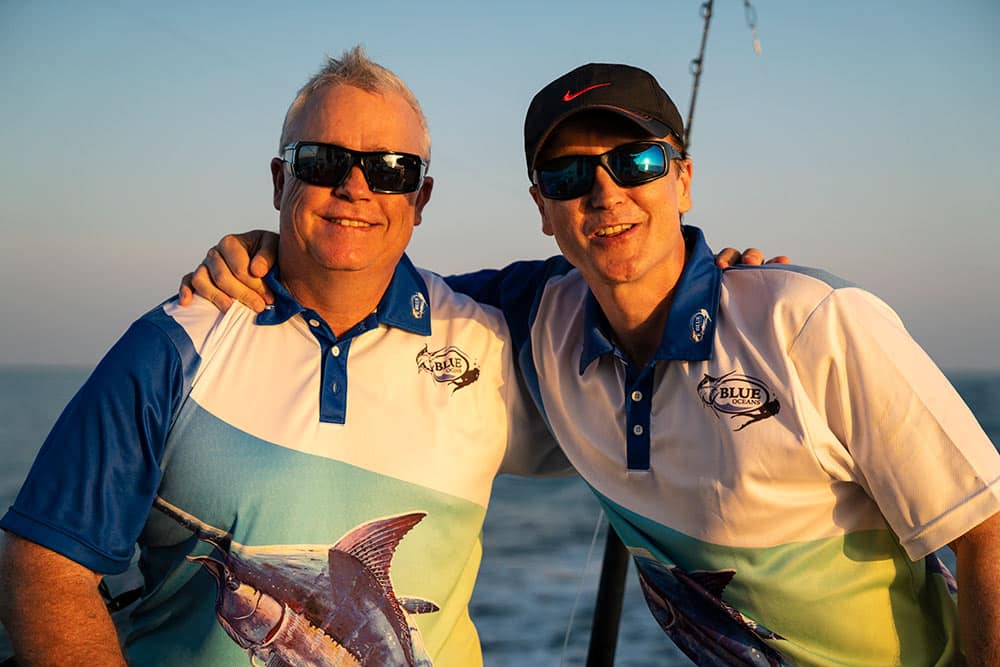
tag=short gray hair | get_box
[279,45,430,158]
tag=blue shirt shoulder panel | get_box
[444,256,574,350]
[0,302,200,573]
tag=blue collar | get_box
[255,253,432,336]
[579,225,721,374]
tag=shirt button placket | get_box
[625,371,654,471]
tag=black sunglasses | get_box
[281,141,428,194]
[533,141,682,200]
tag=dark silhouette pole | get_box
[585,527,630,666]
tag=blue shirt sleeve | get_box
[0,315,191,574]
[445,257,573,351]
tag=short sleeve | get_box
[0,316,191,573]
[789,287,1000,559]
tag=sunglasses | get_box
[533,141,682,200]
[281,141,428,194]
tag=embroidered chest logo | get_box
[416,344,480,392]
[690,308,711,343]
[410,292,427,319]
[697,371,780,431]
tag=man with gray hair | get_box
[0,47,568,666]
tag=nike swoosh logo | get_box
[562,83,611,102]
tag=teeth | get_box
[329,218,373,228]
[594,224,634,237]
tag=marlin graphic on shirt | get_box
[630,548,789,666]
[153,497,438,666]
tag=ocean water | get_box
[1,365,998,665]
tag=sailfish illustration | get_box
[153,497,439,667]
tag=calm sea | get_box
[1,365,998,665]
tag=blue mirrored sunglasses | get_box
[534,141,682,200]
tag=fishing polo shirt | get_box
[1,254,565,667]
[447,226,1000,666]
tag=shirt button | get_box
[308,318,320,328]
[331,346,341,357]
[631,390,643,402]
[632,424,644,436]
[331,383,338,393]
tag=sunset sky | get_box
[2,1,997,370]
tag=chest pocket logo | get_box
[697,371,780,431]
[416,344,480,392]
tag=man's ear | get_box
[675,158,693,214]
[529,185,555,236]
[271,158,285,211]
[412,176,434,227]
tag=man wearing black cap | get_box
[180,62,999,665]
[494,62,999,665]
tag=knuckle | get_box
[191,266,211,291]
[204,247,221,268]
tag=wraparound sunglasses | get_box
[281,141,428,194]
[534,141,682,200]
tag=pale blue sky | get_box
[1,1,997,370]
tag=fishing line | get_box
[558,508,607,666]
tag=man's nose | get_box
[334,164,371,200]
[587,164,625,208]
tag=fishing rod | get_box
[585,528,630,666]
[581,2,761,664]
[685,0,715,154]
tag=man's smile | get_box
[592,223,636,238]
[321,217,378,229]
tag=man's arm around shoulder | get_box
[0,532,127,666]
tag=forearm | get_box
[0,533,127,666]
[953,511,1000,666]
[958,562,1000,665]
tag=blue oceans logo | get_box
[416,344,480,392]
[690,308,711,343]
[697,371,780,431]
[410,292,428,319]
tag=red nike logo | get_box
[562,82,611,102]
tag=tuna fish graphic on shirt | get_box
[630,549,789,667]
[153,497,438,666]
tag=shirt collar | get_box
[255,253,432,336]
[579,224,721,374]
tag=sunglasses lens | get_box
[608,143,667,184]
[365,152,425,193]
[295,144,351,187]
[536,156,594,200]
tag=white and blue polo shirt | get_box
[447,225,1000,666]
[1,254,566,666]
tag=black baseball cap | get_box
[524,63,685,174]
